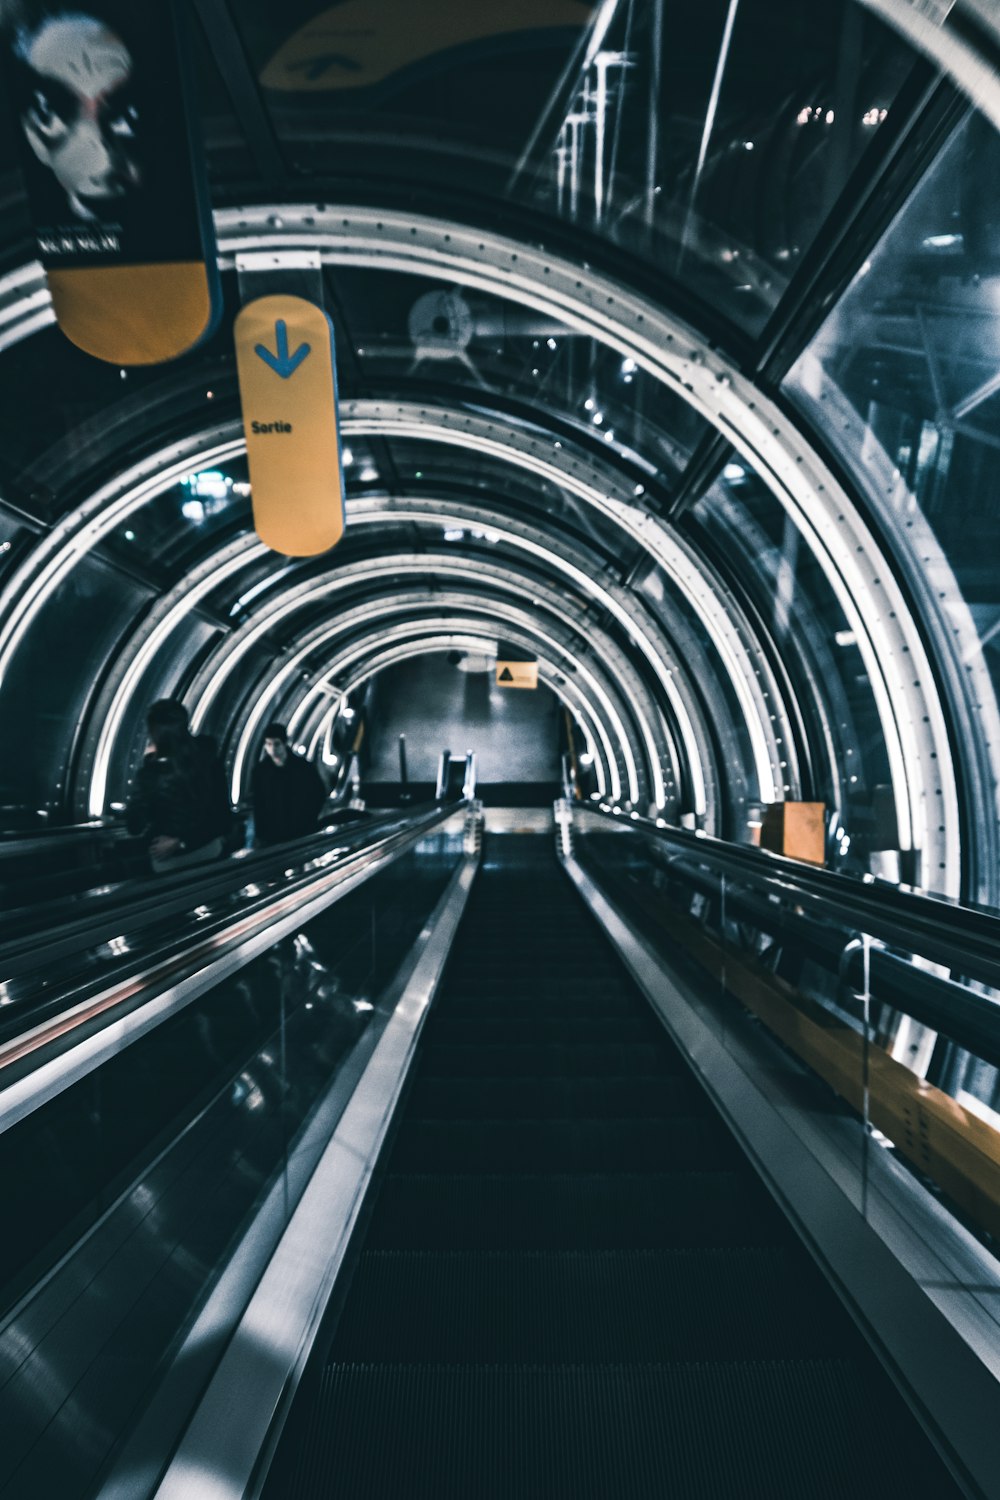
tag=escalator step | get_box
[365,1172,789,1249]
[331,1248,859,1362]
[433,989,638,1017]
[419,1016,663,1047]
[385,1116,740,1173]
[415,1042,679,1079]
[403,1073,708,1120]
[279,1359,948,1500]
[439,976,634,1002]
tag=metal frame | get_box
[150,851,479,1500]
[196,583,651,806]
[576,804,1000,985]
[0,206,961,890]
[860,0,1000,137]
[562,842,1000,1500]
[34,416,763,829]
[0,804,462,1136]
[295,631,621,805]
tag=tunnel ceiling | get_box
[1,0,1000,901]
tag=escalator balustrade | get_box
[265,838,962,1500]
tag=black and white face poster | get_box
[1,0,211,268]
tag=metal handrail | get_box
[0,800,467,1126]
[0,802,459,979]
[574,806,1000,991]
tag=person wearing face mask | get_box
[9,6,141,224]
[251,722,328,848]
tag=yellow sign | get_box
[261,0,593,91]
[496,661,539,690]
[234,294,345,557]
[48,263,216,365]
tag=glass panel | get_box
[0,553,150,826]
[0,827,462,1499]
[330,266,711,481]
[574,810,1000,1298]
[241,0,916,335]
[783,111,1000,905]
[692,465,894,876]
[102,461,252,577]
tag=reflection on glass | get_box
[240,0,915,334]
[784,111,1000,905]
[692,467,893,877]
[576,813,1000,1265]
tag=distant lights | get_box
[546,337,557,350]
[862,107,888,126]
[185,469,230,501]
[584,398,595,411]
[358,465,379,482]
[922,233,962,250]
[342,447,354,466]
[621,358,637,374]
[723,462,745,481]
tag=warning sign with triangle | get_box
[496,660,538,689]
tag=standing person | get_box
[126,699,232,874]
[252,722,327,846]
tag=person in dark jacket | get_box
[252,721,327,846]
[126,699,232,873]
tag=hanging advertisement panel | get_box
[1,0,220,363]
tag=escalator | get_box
[263,836,964,1499]
[0,803,470,1500]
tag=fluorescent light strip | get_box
[226,608,634,805]
[191,567,645,801]
[251,631,616,803]
[88,539,266,816]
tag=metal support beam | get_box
[189,0,287,182]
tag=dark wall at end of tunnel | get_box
[365,655,561,787]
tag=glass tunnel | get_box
[3,0,1000,1496]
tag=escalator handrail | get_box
[575,806,1000,990]
[0,800,467,1113]
[0,802,461,976]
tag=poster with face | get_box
[1,0,211,267]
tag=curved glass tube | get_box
[783,110,1000,902]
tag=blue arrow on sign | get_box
[254,319,311,378]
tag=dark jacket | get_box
[127,734,231,852]
[252,753,327,845]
